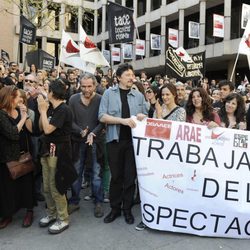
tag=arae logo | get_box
[145,118,172,140]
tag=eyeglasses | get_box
[25,79,35,83]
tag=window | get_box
[65,5,78,33]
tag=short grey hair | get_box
[79,72,98,86]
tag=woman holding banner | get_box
[219,93,246,130]
[186,87,220,127]
[153,83,186,121]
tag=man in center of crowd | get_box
[68,73,104,218]
[98,63,148,225]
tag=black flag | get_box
[26,49,55,70]
[1,49,10,67]
[166,47,205,81]
[107,1,134,44]
[19,15,37,45]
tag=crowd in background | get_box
[1,58,250,234]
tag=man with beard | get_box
[68,73,105,218]
[98,63,148,225]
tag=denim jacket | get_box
[98,85,149,143]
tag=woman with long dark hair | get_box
[0,86,35,229]
[154,83,186,121]
[186,87,220,127]
[219,93,246,130]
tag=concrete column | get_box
[122,0,125,6]
[94,9,98,37]
[145,0,151,57]
[133,1,138,60]
[42,36,47,52]
[41,0,47,56]
[145,22,150,58]
[179,9,184,47]
[199,0,206,46]
[60,4,65,31]
[146,0,151,12]
[78,5,83,32]
[224,0,232,41]
[161,16,166,55]
[101,3,106,50]
[162,0,167,5]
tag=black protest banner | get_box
[107,1,134,44]
[166,47,205,81]
[19,15,36,45]
[1,49,10,67]
[26,49,55,70]
[189,51,205,79]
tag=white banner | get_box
[132,117,250,239]
[242,4,250,29]
[213,14,224,38]
[135,39,145,56]
[168,28,178,48]
[188,21,200,39]
[111,47,121,62]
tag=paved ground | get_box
[0,189,249,250]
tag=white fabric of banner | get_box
[131,117,250,239]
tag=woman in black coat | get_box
[0,86,35,229]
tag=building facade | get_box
[0,0,249,82]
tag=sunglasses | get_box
[25,79,35,83]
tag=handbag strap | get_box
[162,106,180,120]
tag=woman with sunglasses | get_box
[145,86,158,118]
[0,86,36,229]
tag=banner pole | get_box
[230,52,240,82]
[57,58,61,78]
[109,44,113,76]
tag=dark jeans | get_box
[107,140,136,212]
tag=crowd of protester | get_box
[1,58,250,234]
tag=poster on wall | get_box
[135,39,145,56]
[213,14,224,38]
[188,21,200,39]
[102,49,111,63]
[122,44,133,60]
[241,4,250,29]
[168,28,178,48]
[150,34,161,50]
[111,47,121,62]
